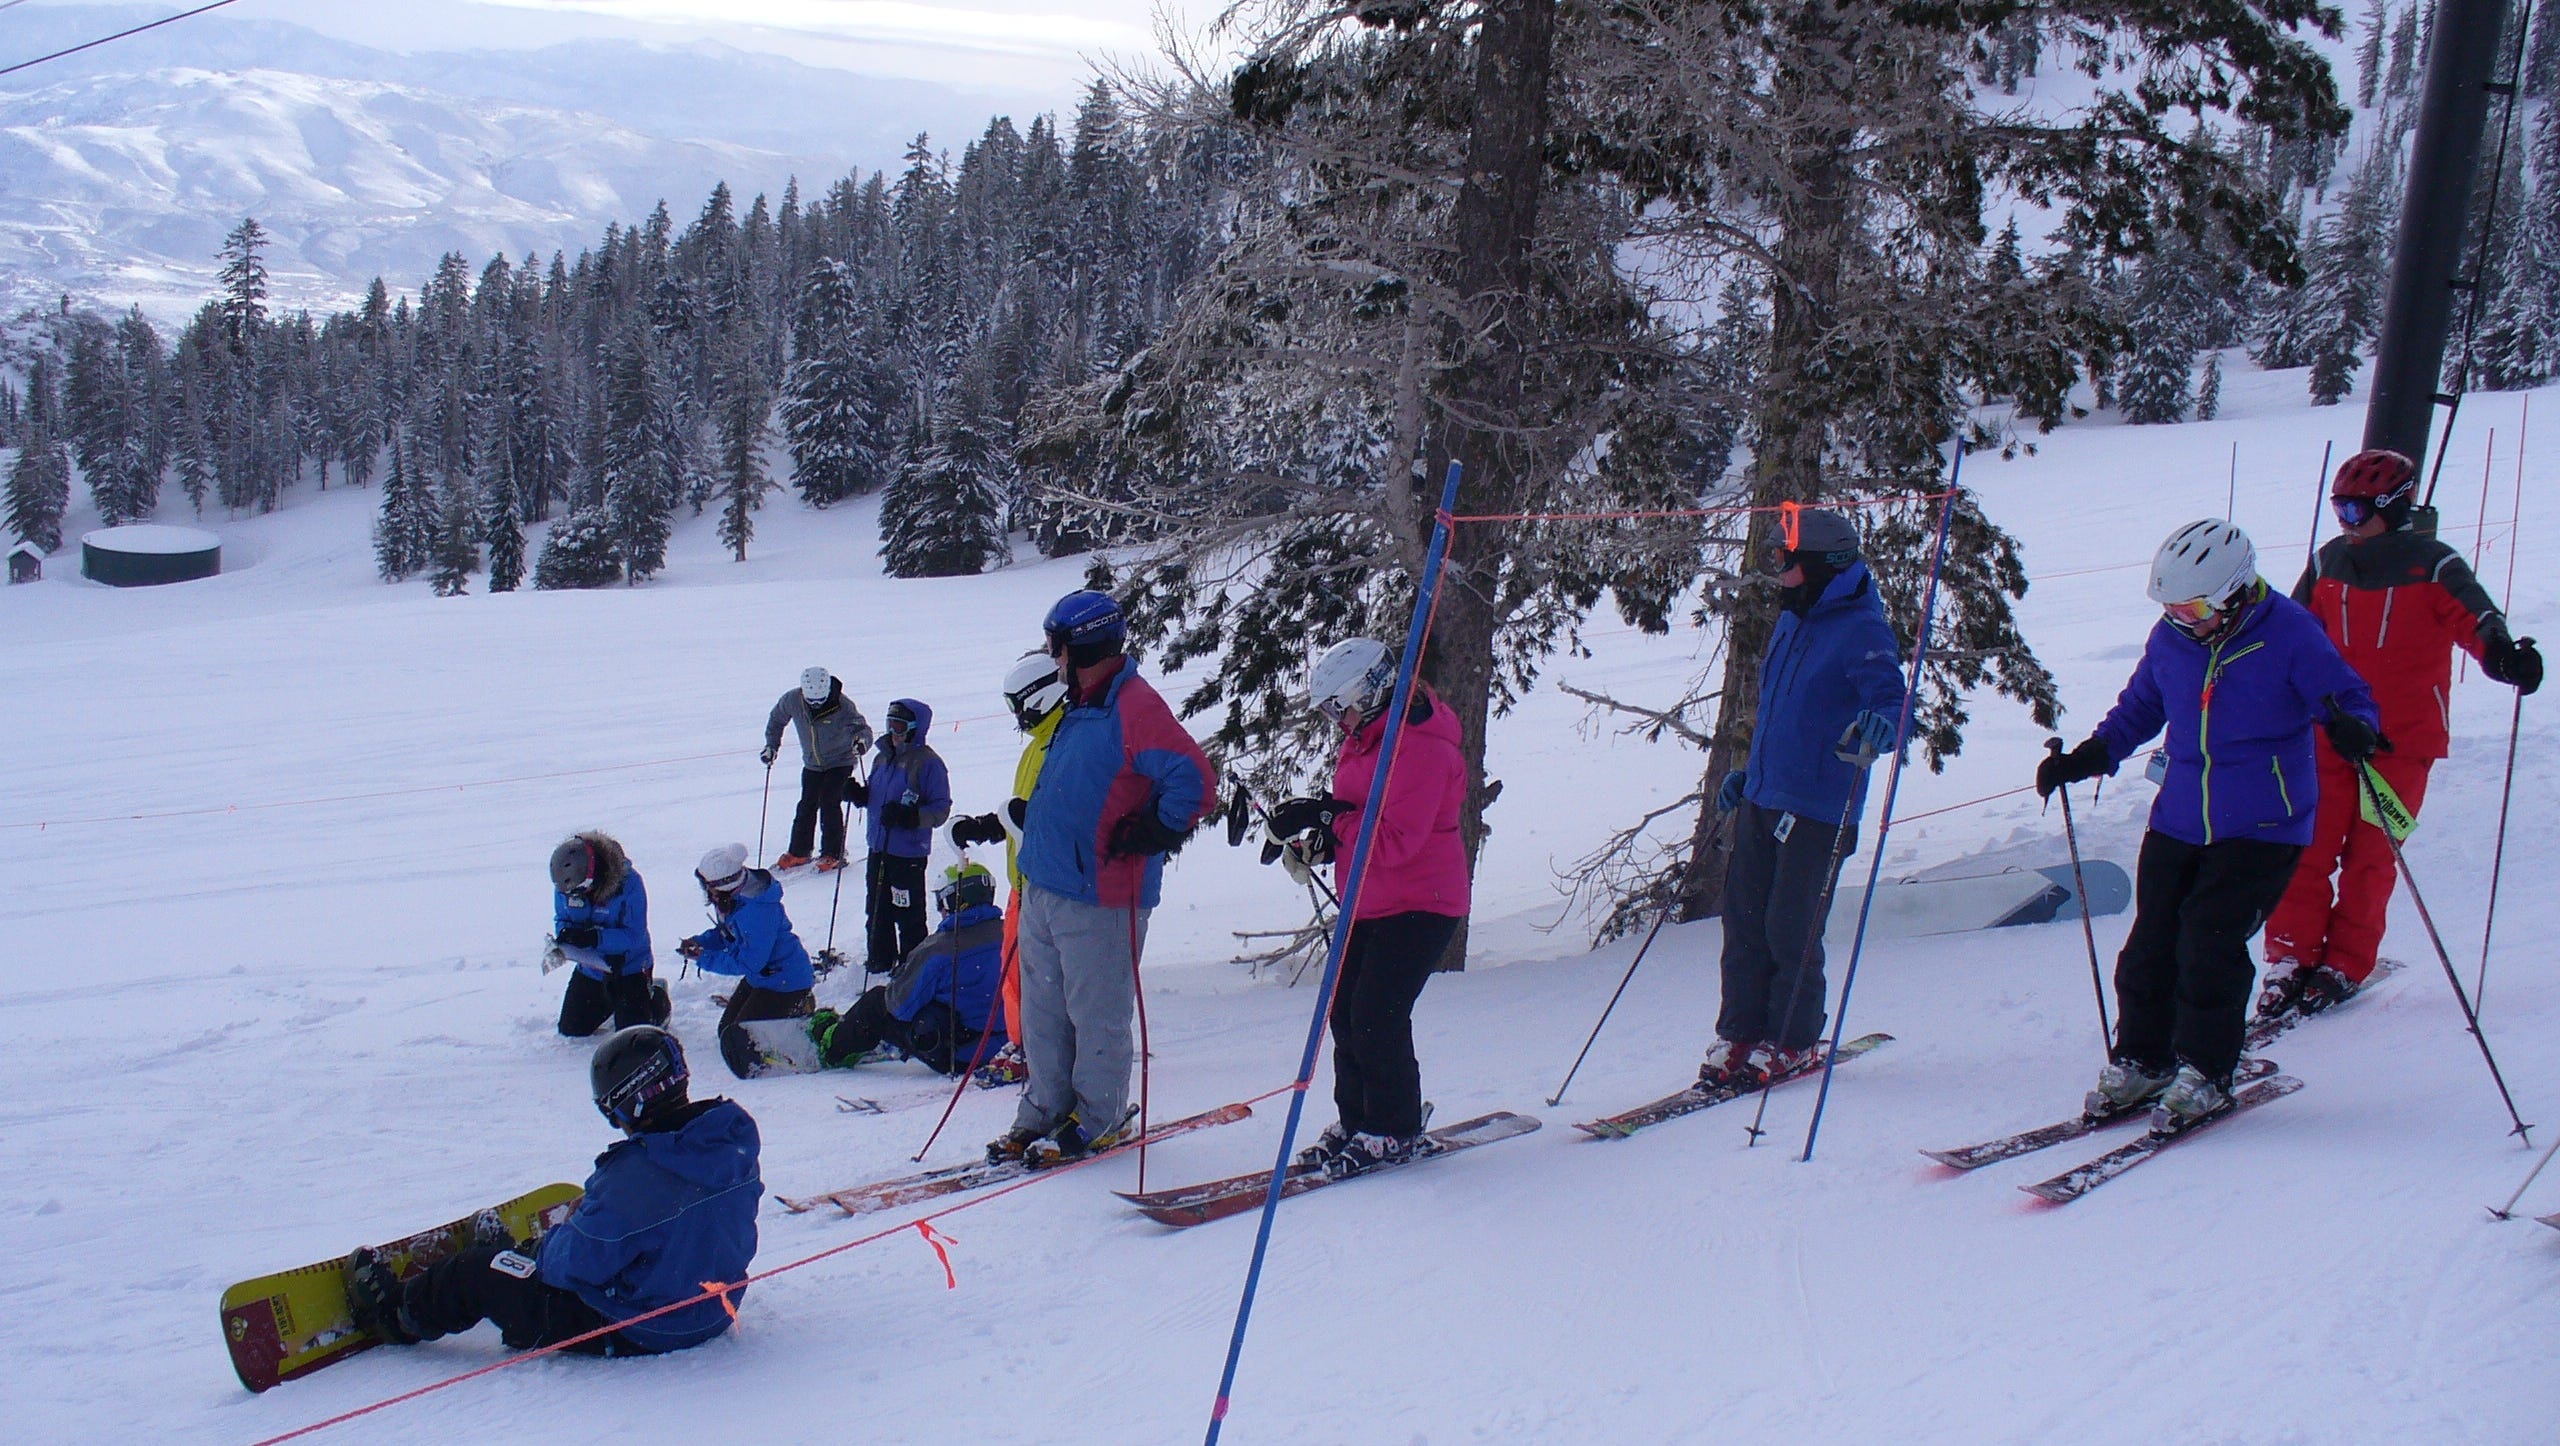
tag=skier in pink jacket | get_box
[1264,638,1472,1177]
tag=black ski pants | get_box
[2113,830,2305,1086]
[1330,910,1459,1139]
[818,987,985,1075]
[1716,799,1855,1052]
[716,982,815,1079]
[788,765,854,859]
[557,968,669,1037]
[865,852,929,975]
[403,1244,645,1354]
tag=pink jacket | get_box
[1330,685,1471,920]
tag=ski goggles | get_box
[2160,595,2226,630]
[2330,495,2379,527]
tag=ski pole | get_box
[2045,738,2114,1052]
[816,852,851,975]
[1547,892,1676,1109]
[1130,903,1151,1193]
[1229,780,1345,912]
[2473,675,2525,1016]
[2490,1129,2560,1221]
[2302,440,2334,577]
[756,758,775,865]
[911,919,1011,1161]
[2355,759,2533,1143]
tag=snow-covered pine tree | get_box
[598,331,682,583]
[429,476,477,596]
[713,341,772,561]
[2300,142,2399,404]
[779,259,893,505]
[2197,352,2224,420]
[374,431,426,580]
[5,359,70,553]
[531,507,624,588]
[2477,87,2560,388]
[2116,242,2209,424]
[2356,0,2390,109]
[880,377,1008,577]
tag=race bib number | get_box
[890,886,912,908]
[1772,812,1795,844]
[490,1250,538,1280]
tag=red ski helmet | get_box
[2331,449,2418,530]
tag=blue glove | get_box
[1715,770,1746,813]
[1838,710,1896,763]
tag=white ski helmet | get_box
[1307,638,1397,725]
[1001,650,1068,731]
[695,842,749,893]
[2146,520,2257,613]
[801,666,831,704]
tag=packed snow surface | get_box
[4,369,2556,1442]
[78,523,221,555]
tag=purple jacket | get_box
[2089,589,2380,847]
[1329,685,1471,920]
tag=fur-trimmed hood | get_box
[577,830,634,903]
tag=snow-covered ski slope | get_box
[6,367,2556,1442]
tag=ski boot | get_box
[2254,959,2308,1024]
[649,981,672,1027]
[344,1247,423,1345]
[1024,1112,1135,1170]
[2294,964,2356,1014]
[1324,1129,1445,1180]
[2087,1057,2174,1118]
[1295,1121,1351,1170]
[774,853,813,870]
[2150,1064,2234,1131]
[972,1044,1028,1088]
[986,1125,1043,1165]
[813,855,848,873]
[1697,1038,1757,1091]
[1744,1042,1820,1085]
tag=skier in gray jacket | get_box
[762,667,872,870]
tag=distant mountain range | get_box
[0,6,1050,318]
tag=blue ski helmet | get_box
[1043,590,1126,668]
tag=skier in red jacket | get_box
[2259,449,2542,1020]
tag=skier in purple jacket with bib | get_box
[2038,520,2379,1126]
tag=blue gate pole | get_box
[1203,460,1466,1443]
[1799,445,1964,1163]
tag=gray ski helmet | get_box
[801,666,831,704]
[1781,505,1860,567]
[550,836,597,897]
[2146,519,2257,611]
[592,1025,688,1130]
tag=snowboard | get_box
[1575,1033,1894,1139]
[738,1016,829,1075]
[220,1182,583,1393]
[1116,1110,1542,1228]
[1920,1057,2282,1171]
[2020,1075,2304,1204]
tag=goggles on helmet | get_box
[2331,495,2377,527]
[2160,593,2243,639]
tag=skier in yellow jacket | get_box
[948,651,1070,1074]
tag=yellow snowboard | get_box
[220,1182,583,1392]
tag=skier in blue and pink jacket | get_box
[2039,520,2379,1127]
[991,591,1218,1168]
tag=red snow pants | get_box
[2263,745,2432,984]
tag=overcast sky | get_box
[91,0,1230,104]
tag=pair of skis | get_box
[1923,963,2397,1200]
[775,1101,1253,1217]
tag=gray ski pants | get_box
[1010,882,1150,1136]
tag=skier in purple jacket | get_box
[2038,520,2381,1126]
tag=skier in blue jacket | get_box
[676,843,817,1078]
[346,1026,760,1356]
[2038,520,2382,1125]
[1697,506,1907,1092]
[850,698,951,975]
[809,862,1009,1073]
[548,831,669,1035]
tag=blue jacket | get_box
[2090,588,2381,848]
[885,901,1006,1038]
[865,699,952,860]
[685,871,814,993]
[538,1098,761,1352]
[1742,561,1908,827]
[1020,661,1218,910]
[553,871,652,980]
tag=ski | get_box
[2538,1213,2559,1232]
[1115,1111,1541,1229]
[1574,1033,1893,1139]
[1921,1058,2281,1171]
[775,1101,1253,1216]
[2243,959,2402,1051]
[2020,1075,2303,1204]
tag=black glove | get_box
[1265,796,1349,842]
[2321,702,2387,764]
[556,922,600,949]
[2484,635,2543,696]
[845,778,870,807]
[1006,797,1027,830]
[2035,738,2112,799]
[950,813,1007,849]
[760,744,778,767]
[881,802,920,831]
[1108,808,1191,859]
